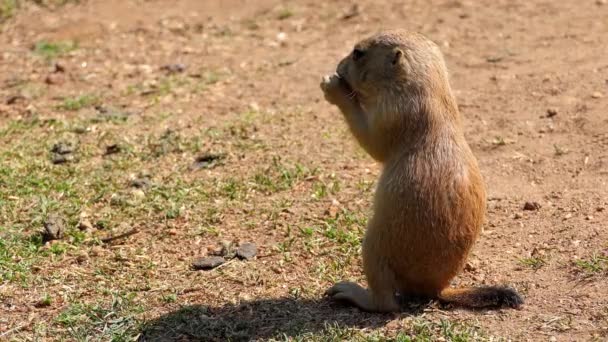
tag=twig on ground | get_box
[101,229,139,243]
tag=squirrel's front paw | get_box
[320,74,351,105]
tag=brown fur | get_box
[320,29,523,312]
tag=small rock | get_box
[276,32,288,43]
[546,108,558,118]
[130,177,152,189]
[325,199,341,217]
[53,62,66,73]
[218,240,236,259]
[51,153,74,164]
[34,297,52,308]
[131,189,146,200]
[236,242,257,260]
[523,201,541,211]
[591,92,603,99]
[75,253,89,264]
[585,215,593,221]
[597,207,605,212]
[342,3,360,20]
[78,219,93,232]
[160,63,186,74]
[42,215,65,242]
[104,144,121,155]
[513,213,523,219]
[90,246,106,257]
[191,153,225,170]
[6,95,26,105]
[45,73,65,85]
[192,256,225,270]
[464,259,479,272]
[95,221,109,230]
[51,141,75,155]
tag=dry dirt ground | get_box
[1,0,607,341]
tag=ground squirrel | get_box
[320,29,523,312]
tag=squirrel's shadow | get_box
[138,297,428,341]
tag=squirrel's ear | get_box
[392,48,404,65]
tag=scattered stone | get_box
[42,215,65,242]
[51,153,75,164]
[597,206,605,212]
[192,256,225,270]
[276,32,288,44]
[325,199,341,217]
[95,221,109,230]
[104,144,121,155]
[546,108,558,118]
[34,297,52,308]
[342,4,360,20]
[72,126,89,134]
[53,62,66,73]
[45,73,65,85]
[191,153,225,170]
[90,246,106,257]
[591,91,603,99]
[51,141,75,155]
[464,260,479,272]
[585,215,593,221]
[217,240,236,259]
[523,201,541,211]
[131,189,146,200]
[236,242,257,260]
[160,63,187,73]
[78,219,93,232]
[130,177,152,189]
[6,95,25,105]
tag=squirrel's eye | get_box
[352,49,365,61]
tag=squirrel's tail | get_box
[438,286,523,309]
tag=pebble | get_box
[51,153,74,164]
[191,153,225,170]
[160,63,186,74]
[546,108,558,118]
[591,91,603,99]
[236,242,257,260]
[104,144,121,155]
[192,256,225,270]
[131,189,146,199]
[45,73,65,85]
[51,142,75,155]
[78,219,93,232]
[42,215,65,242]
[523,201,541,211]
[130,177,152,189]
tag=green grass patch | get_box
[574,254,608,275]
[57,94,99,111]
[33,40,78,59]
[519,256,546,270]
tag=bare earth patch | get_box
[1,0,607,340]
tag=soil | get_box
[0,0,607,341]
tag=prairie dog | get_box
[320,30,523,312]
